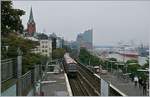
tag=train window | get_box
[69,64,77,70]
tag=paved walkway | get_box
[41,62,70,96]
[99,71,148,96]
[41,72,69,96]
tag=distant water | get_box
[95,48,147,66]
[108,53,147,66]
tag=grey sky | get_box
[13,1,150,46]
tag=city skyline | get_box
[13,1,150,46]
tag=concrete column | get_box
[33,65,37,96]
[16,48,23,96]
[33,65,42,96]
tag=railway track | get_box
[78,63,100,94]
[69,69,100,96]
[69,75,89,96]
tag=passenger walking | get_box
[134,76,138,86]
[142,80,147,95]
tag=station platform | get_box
[99,71,145,96]
[41,68,72,96]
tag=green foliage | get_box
[2,33,38,59]
[1,33,45,74]
[63,45,71,53]
[127,63,140,74]
[22,53,47,74]
[79,48,90,64]
[125,59,141,74]
[124,59,146,80]
[1,1,47,74]
[1,1,25,36]
[79,48,102,66]
[126,59,138,64]
[52,48,65,59]
[142,57,149,69]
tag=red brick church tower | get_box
[27,7,36,36]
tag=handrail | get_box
[109,84,127,96]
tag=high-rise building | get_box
[49,33,57,50]
[76,29,93,50]
[27,7,36,36]
[82,29,93,49]
[56,37,64,48]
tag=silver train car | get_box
[64,53,78,77]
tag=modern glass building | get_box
[76,29,93,50]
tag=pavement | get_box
[99,71,148,96]
[41,65,70,96]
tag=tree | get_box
[63,45,72,53]
[22,53,48,74]
[52,48,65,59]
[1,1,48,74]
[142,57,149,69]
[1,1,25,36]
[1,33,43,74]
[79,48,102,66]
[126,59,138,64]
[2,33,38,59]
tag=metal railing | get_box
[77,60,127,96]
[20,71,33,95]
[1,58,17,82]
[1,57,42,96]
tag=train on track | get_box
[64,53,78,78]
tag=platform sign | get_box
[101,79,109,96]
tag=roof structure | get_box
[28,7,35,24]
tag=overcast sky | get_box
[13,1,150,46]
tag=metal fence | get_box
[34,65,41,82]
[109,84,126,96]
[1,57,42,96]
[18,65,41,96]
[1,58,17,82]
[77,60,127,96]
[19,71,33,96]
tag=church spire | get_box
[28,6,35,23]
[27,6,36,36]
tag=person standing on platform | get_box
[142,80,147,95]
[138,77,143,89]
[134,76,138,86]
